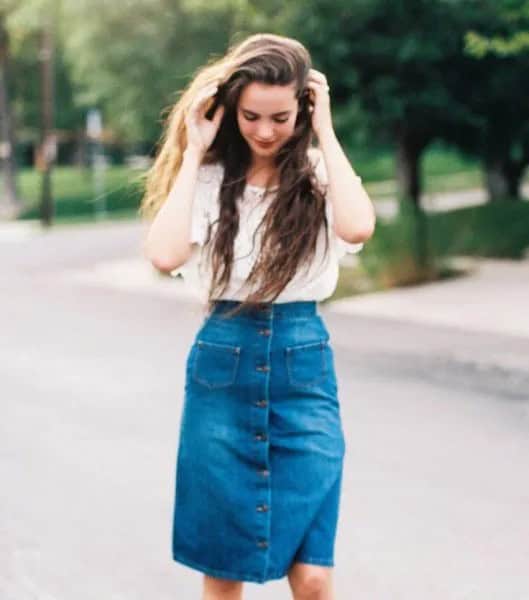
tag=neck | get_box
[250,156,275,170]
[248,154,277,179]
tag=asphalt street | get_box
[1,220,528,600]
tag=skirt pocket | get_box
[191,339,241,390]
[285,339,329,390]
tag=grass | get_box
[428,200,529,259]
[16,142,490,222]
[351,140,480,182]
[351,141,528,199]
[17,165,144,221]
[331,197,529,300]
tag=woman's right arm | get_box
[143,79,224,272]
[143,146,204,273]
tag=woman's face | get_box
[236,81,299,159]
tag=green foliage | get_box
[337,193,529,297]
[17,165,143,219]
[57,0,253,142]
[9,29,87,135]
[466,29,529,57]
[428,200,529,258]
[358,194,529,294]
[360,199,445,290]
[6,0,261,143]
[283,0,529,200]
[348,140,478,183]
[282,0,480,143]
[465,0,529,57]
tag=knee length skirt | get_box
[171,299,346,584]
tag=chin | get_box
[255,147,275,154]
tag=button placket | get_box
[253,304,272,561]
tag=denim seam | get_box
[295,555,335,566]
[172,551,288,583]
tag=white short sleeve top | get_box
[171,149,364,303]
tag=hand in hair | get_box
[306,68,333,139]
[184,81,225,158]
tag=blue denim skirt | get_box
[171,299,346,584]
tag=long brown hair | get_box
[140,33,332,318]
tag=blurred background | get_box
[1,1,528,599]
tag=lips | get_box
[254,140,276,148]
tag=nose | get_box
[256,123,274,141]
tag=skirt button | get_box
[256,503,269,512]
[257,539,269,548]
[259,468,270,477]
[254,432,268,442]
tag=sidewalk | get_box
[54,251,529,341]
[327,256,529,340]
[2,216,529,341]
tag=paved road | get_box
[1,221,528,599]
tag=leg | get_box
[287,562,335,600]
[202,574,244,600]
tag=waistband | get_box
[210,299,318,320]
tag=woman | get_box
[142,33,375,600]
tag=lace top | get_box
[170,149,364,303]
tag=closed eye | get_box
[244,115,289,124]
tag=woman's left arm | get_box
[307,69,376,244]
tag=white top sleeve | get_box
[170,162,223,278]
[309,148,364,258]
[188,163,223,246]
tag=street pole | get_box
[38,21,55,227]
[86,108,107,220]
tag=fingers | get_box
[307,68,329,91]
[306,79,330,101]
[306,70,330,116]
[308,68,326,83]
[210,103,225,128]
[190,82,219,117]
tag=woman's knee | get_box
[202,574,243,599]
[287,562,333,599]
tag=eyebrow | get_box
[240,108,292,117]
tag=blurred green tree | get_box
[282,0,529,203]
[461,0,529,200]
[57,0,250,144]
[282,0,479,206]
[0,7,19,216]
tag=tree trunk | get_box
[504,158,524,199]
[395,130,423,206]
[0,14,21,219]
[484,158,510,201]
[484,155,526,202]
[394,127,431,273]
[39,23,55,226]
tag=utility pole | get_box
[38,20,55,226]
[0,12,20,219]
